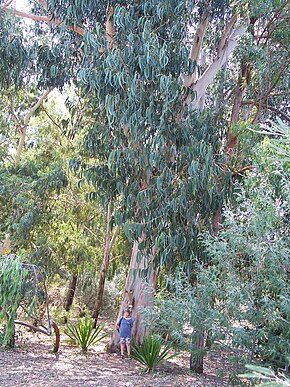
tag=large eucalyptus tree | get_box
[0,0,289,372]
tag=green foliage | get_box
[64,317,108,352]
[0,13,29,89]
[0,157,68,248]
[0,255,28,347]
[258,119,290,162]
[146,171,289,369]
[131,335,178,371]
[65,1,239,279]
[241,364,290,386]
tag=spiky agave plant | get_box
[64,317,108,352]
[131,335,179,371]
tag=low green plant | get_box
[131,335,179,371]
[64,317,108,352]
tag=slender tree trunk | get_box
[64,274,78,311]
[190,331,205,374]
[92,201,119,325]
[107,240,156,352]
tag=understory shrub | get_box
[144,185,289,372]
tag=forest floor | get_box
[0,321,247,387]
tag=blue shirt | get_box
[119,316,133,338]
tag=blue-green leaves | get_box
[0,17,28,89]
[73,1,231,273]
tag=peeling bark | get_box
[183,14,209,88]
[107,240,156,352]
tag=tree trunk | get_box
[190,331,205,374]
[92,201,118,325]
[64,274,78,312]
[0,235,11,255]
[107,240,156,353]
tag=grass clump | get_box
[64,317,108,352]
[131,335,179,371]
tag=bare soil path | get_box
[0,326,239,387]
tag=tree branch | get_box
[14,88,53,164]
[230,165,255,176]
[24,88,53,126]
[41,105,74,146]
[184,14,209,88]
[242,100,290,123]
[110,254,124,263]
[109,225,119,251]
[190,18,247,109]
[2,0,13,8]
[265,60,290,98]
[4,7,52,22]
[217,14,238,54]
[257,0,289,45]
[3,7,85,36]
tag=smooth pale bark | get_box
[183,14,247,374]
[183,15,209,88]
[184,15,247,109]
[107,240,156,352]
[92,201,119,324]
[191,24,247,109]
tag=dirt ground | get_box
[0,324,244,387]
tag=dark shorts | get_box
[120,337,131,344]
